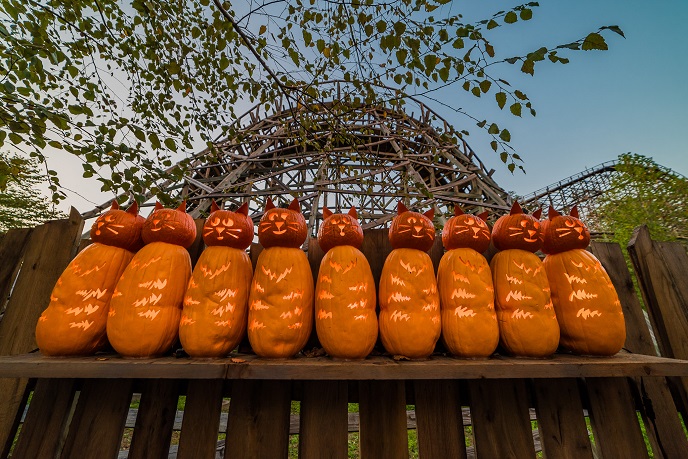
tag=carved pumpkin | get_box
[437,207,498,358]
[180,202,254,358]
[315,207,377,359]
[543,207,625,355]
[107,201,195,357]
[248,198,314,358]
[379,202,440,359]
[490,202,559,358]
[36,201,144,356]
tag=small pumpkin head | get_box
[541,205,590,254]
[202,201,254,249]
[317,207,364,253]
[258,198,307,248]
[389,202,435,252]
[442,206,491,252]
[491,202,543,252]
[142,201,197,248]
[90,200,145,251]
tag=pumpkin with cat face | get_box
[247,198,314,358]
[490,202,560,358]
[180,201,254,358]
[378,202,441,359]
[542,206,625,355]
[437,207,499,358]
[36,201,144,356]
[315,207,377,359]
[107,201,196,357]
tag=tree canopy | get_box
[1,0,624,204]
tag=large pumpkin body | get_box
[315,245,377,359]
[437,248,498,358]
[379,248,440,359]
[544,249,625,355]
[107,242,192,357]
[179,247,252,358]
[491,249,559,357]
[248,247,314,358]
[36,243,134,356]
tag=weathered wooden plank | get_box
[0,227,32,314]
[585,377,649,459]
[299,380,348,459]
[177,379,224,459]
[128,379,180,459]
[187,219,207,268]
[359,229,392,290]
[0,378,32,458]
[532,378,593,459]
[414,380,466,459]
[359,380,408,459]
[0,209,83,453]
[467,379,535,458]
[592,241,688,458]
[60,378,133,459]
[225,380,292,458]
[2,352,687,380]
[12,378,76,459]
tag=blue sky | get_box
[51,0,688,212]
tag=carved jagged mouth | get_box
[524,238,538,243]
[412,234,425,238]
[150,227,162,232]
[272,229,287,235]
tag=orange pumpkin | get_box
[490,202,559,358]
[248,198,314,358]
[378,203,440,359]
[180,202,254,358]
[437,207,498,358]
[543,207,625,355]
[36,201,144,356]
[107,201,195,357]
[315,207,377,359]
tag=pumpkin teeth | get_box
[505,290,533,302]
[576,308,602,319]
[69,320,94,330]
[454,306,477,318]
[564,274,587,285]
[450,288,476,300]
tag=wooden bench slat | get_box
[298,380,348,459]
[177,379,224,459]
[468,379,536,458]
[414,379,467,459]
[225,380,292,458]
[532,378,593,459]
[359,380,408,459]
[60,379,133,459]
[586,377,649,459]
[128,379,180,459]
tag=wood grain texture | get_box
[0,227,32,315]
[585,377,650,459]
[128,379,180,459]
[299,380,348,459]
[467,379,536,458]
[12,378,76,459]
[359,380,408,459]
[532,378,593,459]
[359,229,392,290]
[60,378,133,459]
[225,380,291,458]
[414,379,466,459]
[177,379,224,459]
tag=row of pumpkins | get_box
[36,198,626,360]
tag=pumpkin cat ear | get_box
[111,200,120,210]
[548,206,561,220]
[176,200,187,212]
[477,211,489,222]
[236,202,249,216]
[509,201,523,215]
[397,201,409,214]
[423,208,435,220]
[126,200,139,216]
[532,208,543,220]
[211,200,221,213]
[454,205,464,217]
[155,201,164,211]
[348,207,358,219]
[288,198,301,213]
[265,197,276,210]
[323,207,333,219]
[570,205,580,219]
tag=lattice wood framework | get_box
[163,101,509,235]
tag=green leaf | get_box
[424,54,437,73]
[471,87,481,97]
[479,80,492,93]
[438,67,449,82]
[259,25,267,35]
[396,49,408,65]
[582,32,608,51]
[500,152,508,163]
[476,120,487,128]
[495,92,507,109]
[394,22,406,35]
[601,25,625,38]
[499,129,511,142]
[452,38,464,49]
[504,11,518,24]
[520,9,533,20]
[164,138,177,151]
[487,19,498,30]
[149,132,161,149]
[488,123,499,135]
[514,90,528,100]
[491,141,498,152]
[510,103,522,117]
[521,59,534,76]
[376,20,386,33]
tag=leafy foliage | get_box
[0,0,624,203]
